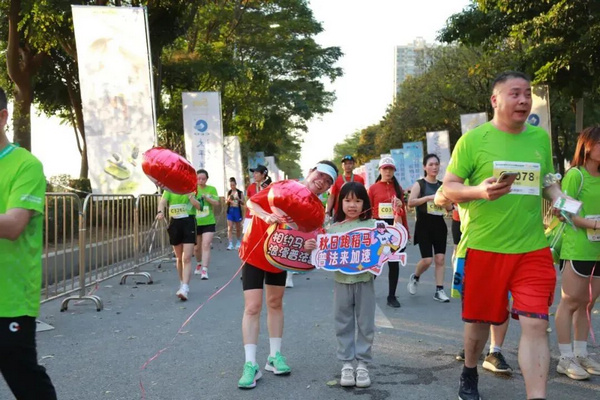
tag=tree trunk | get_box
[11,94,32,150]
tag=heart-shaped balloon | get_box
[265,180,325,232]
[142,147,197,194]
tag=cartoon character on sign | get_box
[373,222,401,265]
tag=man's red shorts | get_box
[462,247,556,325]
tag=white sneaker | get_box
[557,357,590,380]
[433,288,450,303]
[407,273,418,295]
[340,363,355,387]
[176,284,189,301]
[355,363,371,388]
[193,264,202,275]
[227,242,234,251]
[200,267,209,280]
[285,273,294,288]
[235,241,241,250]
[577,355,600,375]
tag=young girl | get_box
[306,181,376,388]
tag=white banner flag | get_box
[426,130,451,180]
[224,136,244,193]
[72,6,157,195]
[528,85,551,139]
[182,92,225,196]
[460,112,488,135]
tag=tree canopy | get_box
[1,0,342,179]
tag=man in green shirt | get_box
[0,88,57,399]
[442,72,564,400]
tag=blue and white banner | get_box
[224,136,244,193]
[248,152,265,170]
[426,131,451,180]
[182,92,225,196]
[390,148,410,189]
[403,141,424,186]
[528,85,551,139]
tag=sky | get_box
[300,0,471,174]
[7,0,471,179]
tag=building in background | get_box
[393,37,434,97]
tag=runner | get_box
[435,187,513,375]
[367,156,409,308]
[554,126,600,380]
[305,182,376,388]
[0,87,57,399]
[243,164,270,234]
[407,154,452,303]
[157,190,201,300]
[237,160,337,389]
[442,71,564,400]
[226,177,244,251]
[194,169,219,280]
[326,155,365,220]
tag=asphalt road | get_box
[1,226,599,400]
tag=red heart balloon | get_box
[266,180,325,232]
[142,147,197,194]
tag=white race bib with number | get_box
[427,201,445,216]
[378,203,393,219]
[197,205,210,218]
[586,215,600,241]
[493,161,541,196]
[169,204,188,219]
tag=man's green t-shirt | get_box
[560,167,600,261]
[196,185,218,226]
[447,122,554,254]
[327,219,376,284]
[161,191,196,219]
[0,146,46,317]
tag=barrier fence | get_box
[41,193,171,312]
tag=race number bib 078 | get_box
[378,203,393,219]
[169,204,188,219]
[493,161,541,196]
[586,215,600,241]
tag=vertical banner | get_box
[528,85,551,139]
[182,92,225,196]
[224,136,244,193]
[403,141,424,186]
[248,152,265,170]
[460,112,488,135]
[426,131,451,180]
[72,6,157,195]
[390,149,410,189]
[366,159,379,189]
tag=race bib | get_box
[197,205,210,219]
[493,161,541,196]
[586,215,600,241]
[169,204,188,219]
[378,203,393,219]
[427,201,445,216]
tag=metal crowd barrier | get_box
[40,193,171,313]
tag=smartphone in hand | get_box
[496,171,518,186]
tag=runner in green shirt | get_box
[554,127,600,380]
[442,72,565,400]
[157,188,201,301]
[193,169,219,280]
[0,87,57,399]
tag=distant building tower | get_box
[394,37,433,97]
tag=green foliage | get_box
[332,130,360,164]
[1,0,341,180]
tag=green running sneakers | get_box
[265,352,291,375]
[238,362,262,389]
